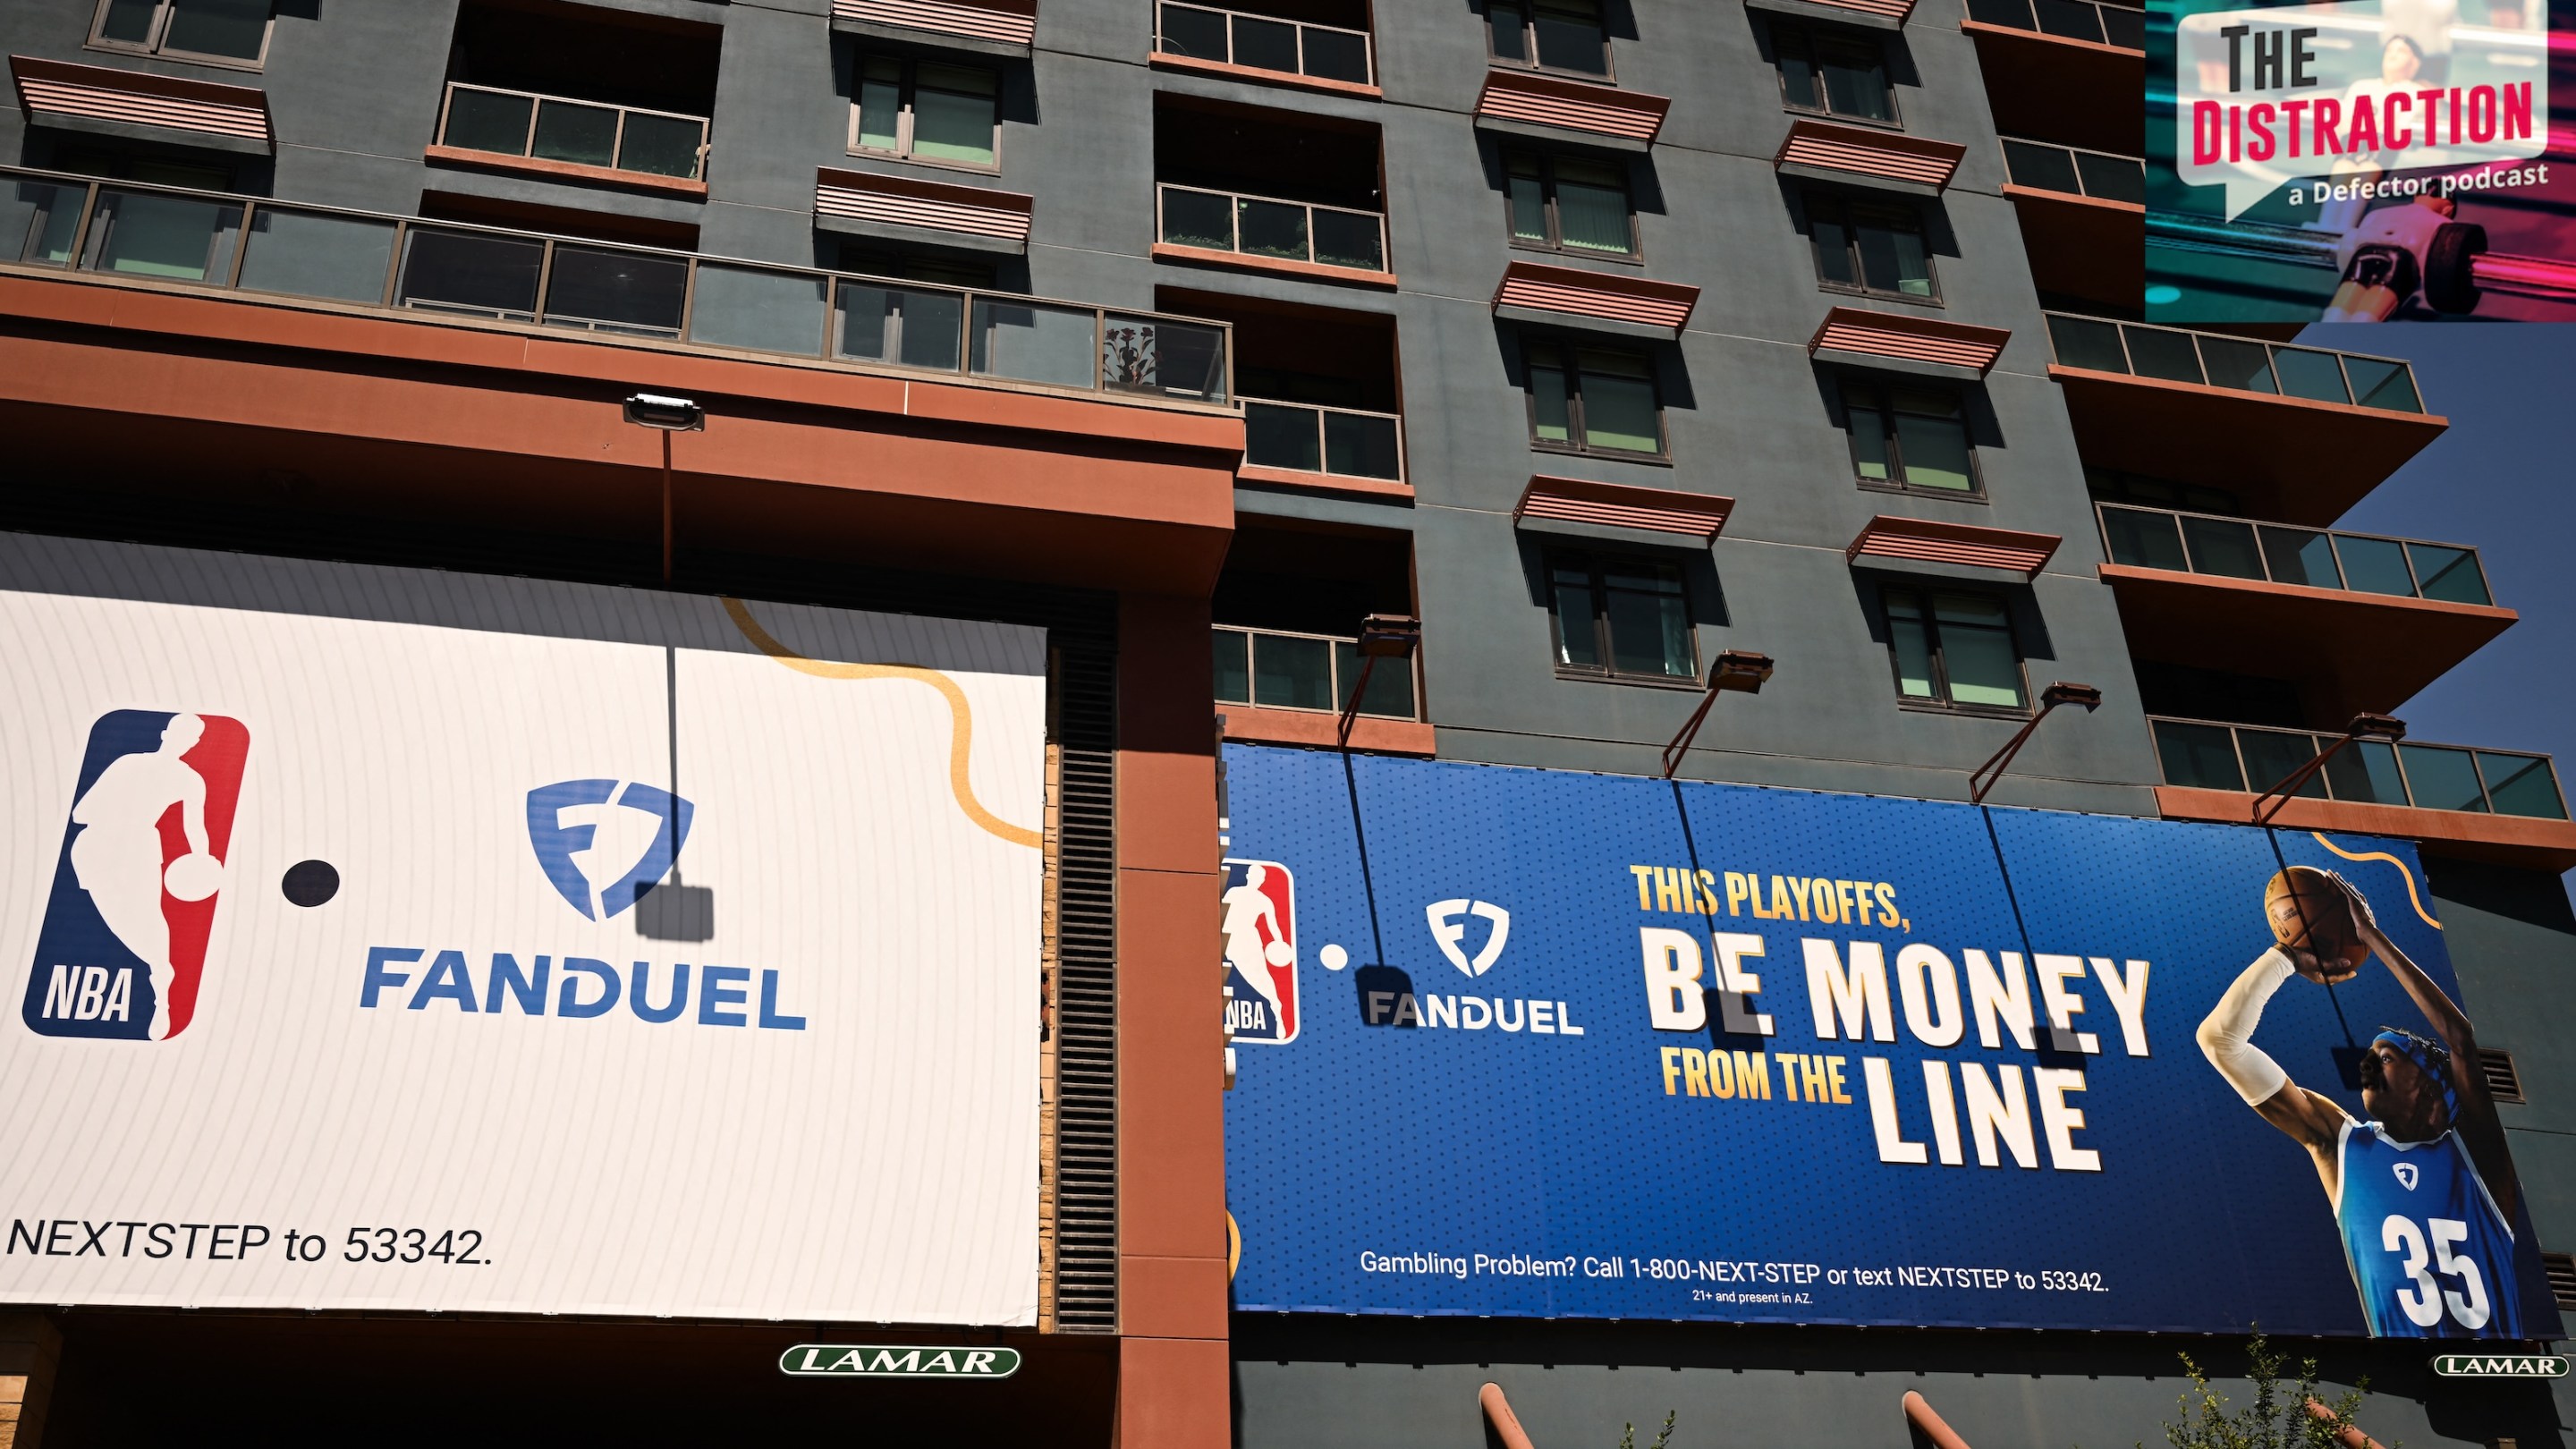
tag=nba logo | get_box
[1221,858,1298,1046]
[21,711,250,1042]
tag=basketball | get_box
[163,852,223,902]
[1264,940,1295,968]
[2266,866,2368,980]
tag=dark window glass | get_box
[1843,384,1974,493]
[1488,0,1608,76]
[1808,193,1933,299]
[852,55,1000,168]
[1526,342,1661,456]
[1502,151,1635,257]
[1550,552,1694,682]
[93,0,271,63]
[1775,25,1893,123]
[1884,589,2028,711]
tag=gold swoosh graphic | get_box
[2309,831,2443,930]
[721,596,1042,850]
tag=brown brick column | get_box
[0,1313,60,1449]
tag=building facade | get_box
[0,0,2567,1445]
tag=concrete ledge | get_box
[2156,785,2576,872]
[1218,705,1434,756]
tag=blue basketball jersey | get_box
[2336,1121,2523,1338]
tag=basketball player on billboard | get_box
[2198,866,2526,1337]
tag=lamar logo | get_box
[2394,1163,2420,1191]
[780,1344,1022,1379]
[526,780,693,920]
[1427,899,1510,978]
[21,711,250,1042]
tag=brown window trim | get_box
[1484,0,1616,84]
[1770,19,1899,129]
[1503,148,1642,264]
[86,0,275,71]
[1842,381,1981,498]
[1546,547,1701,687]
[848,50,1004,175]
[1881,585,2032,717]
[1807,190,1941,306]
[1525,337,1669,462]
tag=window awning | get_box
[1744,0,1914,30]
[1775,119,1965,195]
[814,166,1034,253]
[1473,70,1670,151]
[1809,305,2010,378]
[831,0,1038,55]
[1494,260,1699,339]
[1847,514,2061,577]
[1515,476,1733,541]
[10,55,273,155]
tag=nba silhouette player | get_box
[68,713,215,1041]
[2197,869,2524,1337]
[1221,863,1290,1035]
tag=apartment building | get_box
[0,0,2566,1445]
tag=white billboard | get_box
[0,533,1046,1325]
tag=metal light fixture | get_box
[1661,649,1775,779]
[623,393,704,582]
[1336,614,1422,748]
[2251,712,2406,823]
[1966,681,2104,805]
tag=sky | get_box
[2293,323,2576,897]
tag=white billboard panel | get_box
[0,534,1045,1324]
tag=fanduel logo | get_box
[1427,899,1510,978]
[526,780,692,920]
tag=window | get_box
[1487,0,1610,77]
[2544,1252,2576,1312]
[2479,1048,2525,1104]
[1505,152,1635,258]
[1885,589,2027,712]
[90,0,271,65]
[1775,23,1894,123]
[1549,552,1695,683]
[852,55,1000,169]
[1809,193,1934,301]
[1528,343,1661,456]
[1843,383,1975,493]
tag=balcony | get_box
[1153,1,1377,95]
[1959,0,2142,155]
[2044,314,2445,521]
[1244,399,1402,484]
[2148,716,2576,869]
[2097,504,2515,717]
[1155,183,1390,285]
[1213,623,1428,752]
[0,167,1229,406]
[431,82,709,196]
[1999,138,2140,309]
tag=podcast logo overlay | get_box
[21,710,250,1042]
[2175,0,2549,220]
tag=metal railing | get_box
[0,165,1232,407]
[1963,0,2145,47]
[1213,624,1421,719]
[2000,138,2144,204]
[2097,504,2493,605]
[1157,182,1387,274]
[2150,716,2567,820]
[436,82,710,182]
[2044,313,2425,413]
[1243,398,1403,481]
[1156,1,1374,86]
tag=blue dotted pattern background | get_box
[1220,746,2565,1338]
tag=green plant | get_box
[1617,1410,1676,1449]
[2133,1329,2385,1449]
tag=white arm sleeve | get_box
[2196,949,2296,1106]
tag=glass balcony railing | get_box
[2150,716,2567,819]
[1157,183,1387,274]
[436,82,710,182]
[1243,398,1402,481]
[0,166,1231,406]
[2044,313,2425,412]
[1213,625,1420,720]
[2000,138,2145,204]
[1156,1,1375,86]
[2098,504,2493,605]
[1963,0,2144,47]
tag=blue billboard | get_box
[1220,744,2561,1339]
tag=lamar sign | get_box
[779,1344,1023,1379]
[2431,1353,2569,1378]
